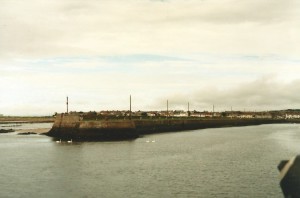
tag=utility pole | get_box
[66,96,69,114]
[129,95,132,120]
[167,100,169,119]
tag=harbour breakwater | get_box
[135,118,288,135]
[47,114,137,140]
[46,113,292,140]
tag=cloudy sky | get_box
[0,0,300,115]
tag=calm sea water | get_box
[0,123,299,198]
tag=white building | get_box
[285,114,300,119]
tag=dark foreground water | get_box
[0,123,299,198]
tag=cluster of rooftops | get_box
[57,109,300,120]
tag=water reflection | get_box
[1,124,299,197]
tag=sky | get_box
[0,0,300,116]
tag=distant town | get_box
[57,109,300,120]
[1,109,300,121]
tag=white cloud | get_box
[152,76,300,112]
[0,0,299,115]
[0,0,299,58]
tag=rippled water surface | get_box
[1,123,299,197]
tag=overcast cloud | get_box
[0,0,299,115]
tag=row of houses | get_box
[66,110,300,119]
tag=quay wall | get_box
[48,114,137,140]
[135,118,287,134]
[47,113,291,140]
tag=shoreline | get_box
[16,128,51,134]
[0,116,54,124]
[2,116,300,138]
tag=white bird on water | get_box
[56,139,61,143]
[146,140,156,143]
[67,139,72,143]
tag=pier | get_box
[46,113,293,140]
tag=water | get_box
[1,123,299,198]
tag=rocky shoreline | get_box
[0,129,15,133]
[17,132,37,135]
